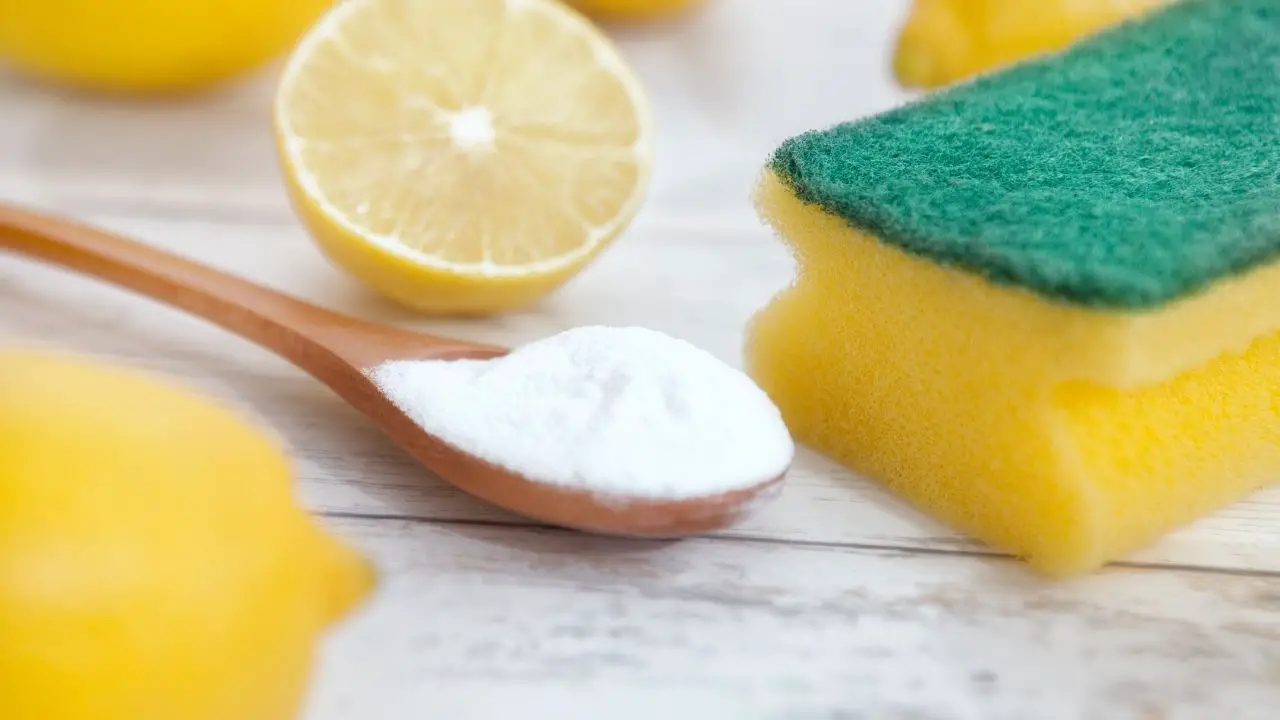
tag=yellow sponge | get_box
[745,0,1280,576]
[747,171,1280,576]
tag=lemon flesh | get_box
[0,351,374,720]
[274,0,653,315]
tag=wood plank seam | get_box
[317,510,1280,580]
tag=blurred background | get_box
[0,1,914,229]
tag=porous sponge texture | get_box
[747,170,1280,577]
[774,0,1280,310]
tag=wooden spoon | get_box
[0,204,784,537]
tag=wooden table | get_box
[2,3,1278,717]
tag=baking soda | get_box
[369,326,794,499]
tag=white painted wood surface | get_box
[1,1,1278,717]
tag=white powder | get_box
[369,326,795,499]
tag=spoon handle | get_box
[0,203,484,375]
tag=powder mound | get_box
[370,326,795,500]
[770,0,1280,310]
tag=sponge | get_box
[746,0,1280,576]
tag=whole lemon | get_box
[0,350,374,720]
[893,0,1173,89]
[568,0,704,20]
[0,0,336,93]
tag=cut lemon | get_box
[273,0,653,315]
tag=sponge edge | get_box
[746,169,1280,576]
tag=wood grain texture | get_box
[4,212,1279,575]
[306,516,1280,720]
[3,2,1280,713]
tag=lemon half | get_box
[274,0,653,315]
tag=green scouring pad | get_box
[770,0,1280,310]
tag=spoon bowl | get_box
[0,204,785,536]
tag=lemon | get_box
[273,0,653,316]
[568,0,703,20]
[0,351,374,720]
[0,0,334,93]
[893,0,1173,89]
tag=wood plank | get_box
[0,68,286,218]
[4,212,1279,575]
[8,4,1276,716]
[304,515,1280,719]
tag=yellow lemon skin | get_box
[893,0,1173,89]
[0,351,374,720]
[0,0,335,93]
[568,0,703,20]
[278,171,596,317]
